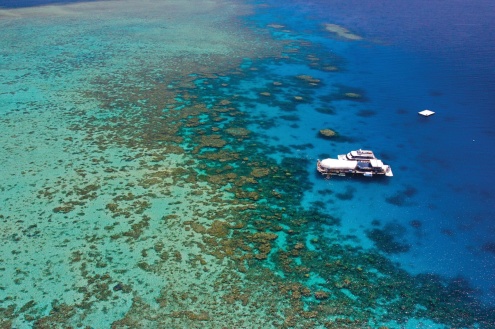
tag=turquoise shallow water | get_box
[1,0,495,328]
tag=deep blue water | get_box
[244,0,495,304]
[0,0,100,8]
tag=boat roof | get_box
[320,158,357,170]
[350,149,375,157]
[369,159,384,167]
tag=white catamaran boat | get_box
[317,149,393,177]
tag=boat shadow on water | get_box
[313,170,392,185]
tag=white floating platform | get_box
[418,109,435,116]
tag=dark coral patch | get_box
[481,242,495,255]
[335,186,355,200]
[357,109,377,117]
[385,186,417,206]
[409,220,422,229]
[366,224,411,254]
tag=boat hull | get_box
[317,158,393,178]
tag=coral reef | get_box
[0,3,493,328]
[319,128,337,138]
[324,23,363,41]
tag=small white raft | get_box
[418,109,435,117]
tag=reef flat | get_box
[1,0,495,328]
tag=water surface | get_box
[1,0,494,327]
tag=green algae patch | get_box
[75,183,100,199]
[344,92,363,99]
[171,310,210,321]
[319,128,337,138]
[251,167,271,178]
[206,220,230,238]
[225,127,251,137]
[327,84,368,103]
[197,135,227,149]
[53,204,76,213]
[296,74,321,85]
